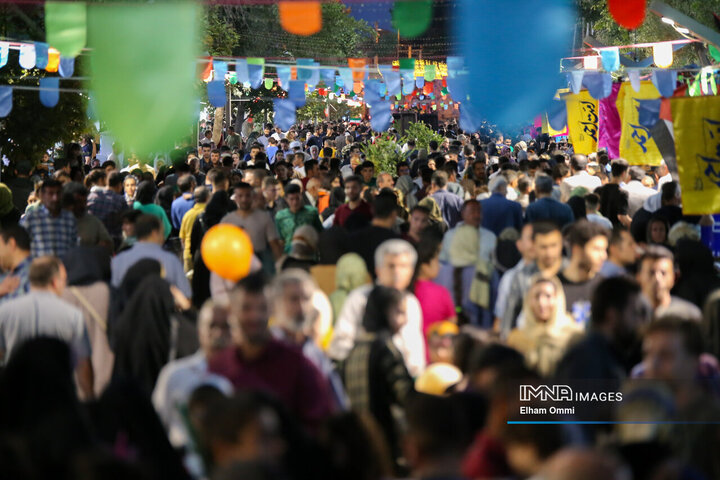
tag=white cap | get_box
[290,140,302,150]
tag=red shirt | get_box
[209,338,334,430]
[333,200,373,227]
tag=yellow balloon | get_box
[201,224,254,282]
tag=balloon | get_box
[608,0,646,30]
[279,1,322,36]
[201,224,254,282]
[414,363,462,396]
[392,0,432,38]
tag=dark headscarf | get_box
[155,186,175,222]
[62,246,111,286]
[673,239,720,309]
[202,190,233,228]
[135,180,156,205]
[109,259,163,336]
[362,285,403,335]
[111,275,176,395]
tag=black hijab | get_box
[361,286,403,336]
[109,259,163,341]
[62,246,111,286]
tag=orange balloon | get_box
[279,1,322,36]
[201,224,254,282]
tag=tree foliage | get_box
[400,121,444,150]
[361,137,403,175]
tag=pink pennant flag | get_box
[598,83,622,159]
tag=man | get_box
[256,123,272,147]
[636,246,702,321]
[430,171,463,229]
[480,176,523,236]
[171,175,196,231]
[205,149,221,172]
[20,179,78,257]
[303,178,322,209]
[350,191,401,275]
[333,175,372,227]
[206,168,230,193]
[328,239,426,377]
[111,214,192,298]
[261,177,286,218]
[584,193,613,230]
[208,274,334,429]
[357,161,376,188]
[443,163,465,198]
[86,169,127,244]
[153,299,234,448]
[600,226,637,277]
[403,205,431,245]
[524,175,574,228]
[555,276,650,382]
[0,225,32,305]
[62,182,113,250]
[377,172,395,190]
[0,256,93,397]
[265,136,279,164]
[270,270,347,409]
[340,148,363,179]
[494,223,534,329]
[558,220,609,326]
[623,166,656,216]
[302,159,319,189]
[6,161,34,212]
[222,182,283,263]
[180,187,209,272]
[275,183,323,254]
[502,222,564,336]
[225,126,242,149]
[200,144,212,171]
[595,158,631,228]
[559,154,601,202]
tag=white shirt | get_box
[658,173,672,190]
[327,284,426,377]
[622,180,657,216]
[560,170,602,201]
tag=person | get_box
[502,222,564,337]
[557,220,609,326]
[480,176,523,236]
[274,183,323,254]
[171,174,196,231]
[208,273,334,430]
[179,186,209,272]
[559,154,601,202]
[494,223,535,325]
[0,183,21,228]
[153,299,234,449]
[595,158,631,228]
[87,169,127,244]
[645,214,670,247]
[270,270,347,409]
[0,225,32,306]
[555,276,650,382]
[225,126,242,149]
[636,246,702,321]
[600,226,637,278]
[404,205,431,245]
[430,171,463,229]
[524,175,574,227]
[6,161,34,212]
[584,193,613,230]
[349,191,401,275]
[673,239,720,310]
[62,182,113,250]
[329,253,369,322]
[333,175,372,227]
[328,239,426,377]
[507,276,582,376]
[0,256,93,397]
[341,285,414,463]
[261,176,287,218]
[222,182,283,268]
[623,165,657,216]
[20,179,78,257]
[123,174,138,207]
[133,180,172,240]
[111,214,192,298]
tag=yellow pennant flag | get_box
[670,96,720,215]
[565,90,598,155]
[617,81,662,165]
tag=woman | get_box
[646,214,670,247]
[507,276,582,377]
[320,186,345,222]
[124,174,138,207]
[341,286,414,466]
[62,246,114,398]
[133,180,171,240]
[329,253,369,322]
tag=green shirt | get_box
[133,202,172,240]
[274,206,323,253]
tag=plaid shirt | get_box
[0,256,31,306]
[274,206,323,253]
[87,186,127,237]
[20,205,78,257]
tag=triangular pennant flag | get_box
[198,56,212,81]
[288,80,306,107]
[582,72,612,99]
[0,42,7,68]
[46,48,60,72]
[370,100,392,131]
[600,48,620,72]
[19,44,36,69]
[207,80,225,107]
[636,98,661,131]
[380,66,401,96]
[628,69,641,92]
[392,0,432,38]
[296,58,313,81]
[278,1,322,36]
[45,1,87,57]
[248,65,264,89]
[548,98,567,130]
[651,70,677,98]
[320,68,336,87]
[264,78,273,90]
[213,60,228,81]
[235,59,249,84]
[39,77,60,107]
[273,98,296,130]
[35,42,49,69]
[424,64,436,82]
[415,77,424,89]
[307,61,320,89]
[338,67,353,94]
[58,56,74,78]
[569,70,584,94]
[277,66,292,90]
[348,58,366,82]
[0,86,12,117]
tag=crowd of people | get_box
[0,118,719,480]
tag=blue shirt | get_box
[171,194,195,230]
[480,192,524,236]
[111,242,192,298]
[266,146,278,164]
[0,256,31,306]
[524,197,575,228]
[20,205,78,257]
[432,189,464,229]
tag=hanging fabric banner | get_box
[380,65,401,96]
[59,56,74,78]
[370,100,392,131]
[273,98,296,130]
[213,60,228,81]
[600,48,620,72]
[598,83,622,159]
[45,1,87,57]
[400,58,415,95]
[35,42,49,69]
[338,67,353,94]
[39,77,60,107]
[565,90,599,155]
[0,42,7,68]
[617,81,662,165]
[46,48,60,73]
[207,80,225,107]
[320,68,336,87]
[19,44,36,69]
[288,80,306,107]
[636,98,661,131]
[235,59,249,85]
[652,70,677,98]
[415,77,424,89]
[582,72,612,100]
[296,58,313,81]
[278,1,322,36]
[307,61,320,89]
[0,86,11,117]
[277,66,291,90]
[670,96,720,214]
[348,58,366,82]
[247,58,264,89]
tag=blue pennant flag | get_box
[59,56,74,78]
[288,80,306,107]
[273,99,296,130]
[370,100,392,132]
[35,42,49,69]
[39,77,59,107]
[208,80,225,107]
[0,86,11,117]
